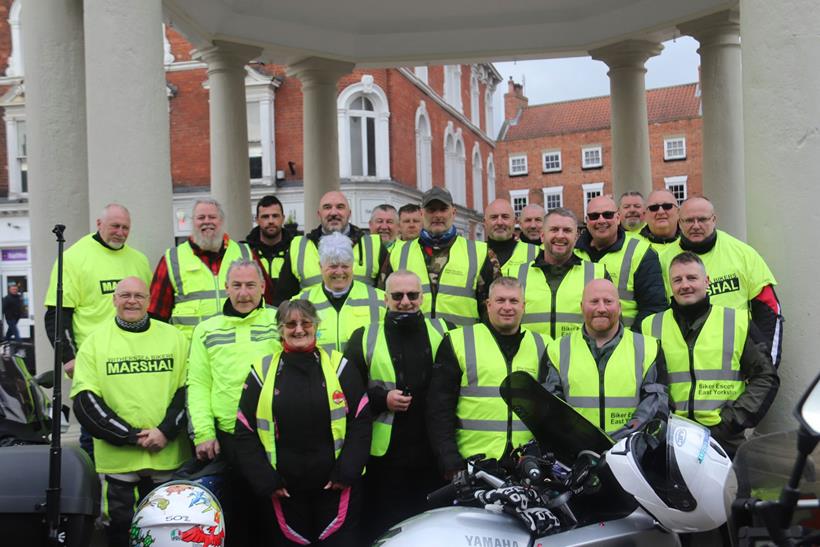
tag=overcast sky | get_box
[493,36,700,130]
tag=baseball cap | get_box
[421,186,453,208]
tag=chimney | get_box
[504,76,528,122]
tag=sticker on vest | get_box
[99,279,121,295]
[707,275,741,296]
[608,410,632,426]
[332,390,346,407]
[106,355,175,375]
[696,382,737,399]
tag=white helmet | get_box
[130,480,225,547]
[606,415,736,533]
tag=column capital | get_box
[678,9,740,49]
[286,56,355,86]
[194,40,262,74]
[590,39,663,70]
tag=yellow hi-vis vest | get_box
[499,241,539,277]
[253,349,347,467]
[575,236,652,328]
[165,240,251,339]
[363,318,447,456]
[187,307,281,444]
[289,233,382,290]
[390,236,488,326]
[548,329,657,434]
[643,306,747,427]
[449,324,548,461]
[297,281,385,354]
[516,259,607,339]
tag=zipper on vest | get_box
[504,352,514,457]
[598,363,606,430]
[549,284,558,340]
[687,344,696,420]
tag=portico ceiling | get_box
[163,0,736,67]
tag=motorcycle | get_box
[374,371,736,546]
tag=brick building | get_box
[496,78,703,220]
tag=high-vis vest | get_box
[187,307,281,444]
[69,320,190,474]
[363,318,447,456]
[289,233,382,289]
[516,260,607,339]
[575,236,652,327]
[253,349,347,468]
[259,250,287,280]
[500,241,539,277]
[390,237,488,326]
[548,329,657,434]
[297,281,385,354]
[165,240,251,339]
[643,306,747,427]
[449,324,548,461]
[44,233,151,349]
[659,230,777,311]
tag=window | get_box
[485,87,495,138]
[472,144,483,211]
[664,176,688,205]
[415,101,433,192]
[509,189,529,216]
[470,70,480,126]
[414,66,428,85]
[349,96,376,177]
[245,67,278,185]
[338,75,391,180]
[486,154,496,203]
[246,101,263,179]
[582,182,604,216]
[444,65,463,113]
[5,1,23,77]
[542,150,562,173]
[444,123,466,206]
[3,103,27,197]
[509,154,528,176]
[582,146,602,169]
[542,186,563,211]
[664,137,686,160]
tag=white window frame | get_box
[542,186,564,211]
[664,175,689,205]
[470,68,480,127]
[664,137,687,161]
[542,150,562,173]
[3,100,26,198]
[486,154,496,203]
[245,68,278,186]
[6,1,23,77]
[485,86,495,139]
[582,182,605,216]
[508,154,528,176]
[472,143,483,212]
[337,75,391,181]
[509,189,530,216]
[581,145,603,169]
[414,66,429,85]
[444,65,463,113]
[415,101,433,192]
[444,122,467,206]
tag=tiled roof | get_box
[504,82,700,141]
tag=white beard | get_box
[192,229,224,252]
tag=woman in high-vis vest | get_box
[233,300,372,546]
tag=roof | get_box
[503,82,700,141]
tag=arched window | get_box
[415,101,433,192]
[443,122,466,206]
[472,143,483,212]
[338,75,391,180]
[6,0,23,77]
[485,87,495,138]
[470,69,480,127]
[486,154,496,203]
[444,65,462,113]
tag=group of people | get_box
[46,184,782,546]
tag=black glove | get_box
[475,485,541,511]
[516,507,561,535]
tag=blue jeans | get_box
[5,319,19,340]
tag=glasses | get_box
[389,291,421,301]
[115,292,147,301]
[283,320,314,330]
[586,211,616,221]
[680,216,714,226]
[647,203,677,212]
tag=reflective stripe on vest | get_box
[499,241,539,277]
[549,329,656,434]
[643,306,746,426]
[450,324,547,460]
[291,234,381,290]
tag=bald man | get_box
[274,190,388,303]
[575,195,666,329]
[544,279,667,439]
[638,189,682,251]
[659,196,783,367]
[484,199,539,276]
[518,203,545,245]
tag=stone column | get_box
[591,40,663,198]
[21,0,89,372]
[195,41,262,239]
[84,0,173,264]
[286,58,354,224]
[741,0,820,432]
[680,10,746,239]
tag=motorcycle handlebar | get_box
[427,482,457,506]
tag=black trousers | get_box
[103,475,161,547]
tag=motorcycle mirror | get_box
[33,369,55,389]
[796,371,820,437]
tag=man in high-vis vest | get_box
[369,203,400,250]
[384,186,496,326]
[274,190,387,304]
[428,277,550,479]
[575,195,666,329]
[70,277,189,547]
[343,270,448,541]
[619,191,647,233]
[148,198,271,341]
[544,279,667,440]
[659,196,783,367]
[484,198,539,277]
[398,203,423,241]
[642,252,778,456]
[518,203,545,246]
[517,207,607,340]
[243,194,295,280]
[636,189,682,251]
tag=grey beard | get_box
[193,230,224,252]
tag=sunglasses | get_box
[389,291,421,301]
[587,211,616,221]
[647,202,676,212]
[283,320,314,329]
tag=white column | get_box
[195,41,262,239]
[741,0,820,432]
[84,0,173,263]
[591,40,663,198]
[680,10,746,239]
[286,57,354,224]
[21,0,89,373]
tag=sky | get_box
[492,36,701,130]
